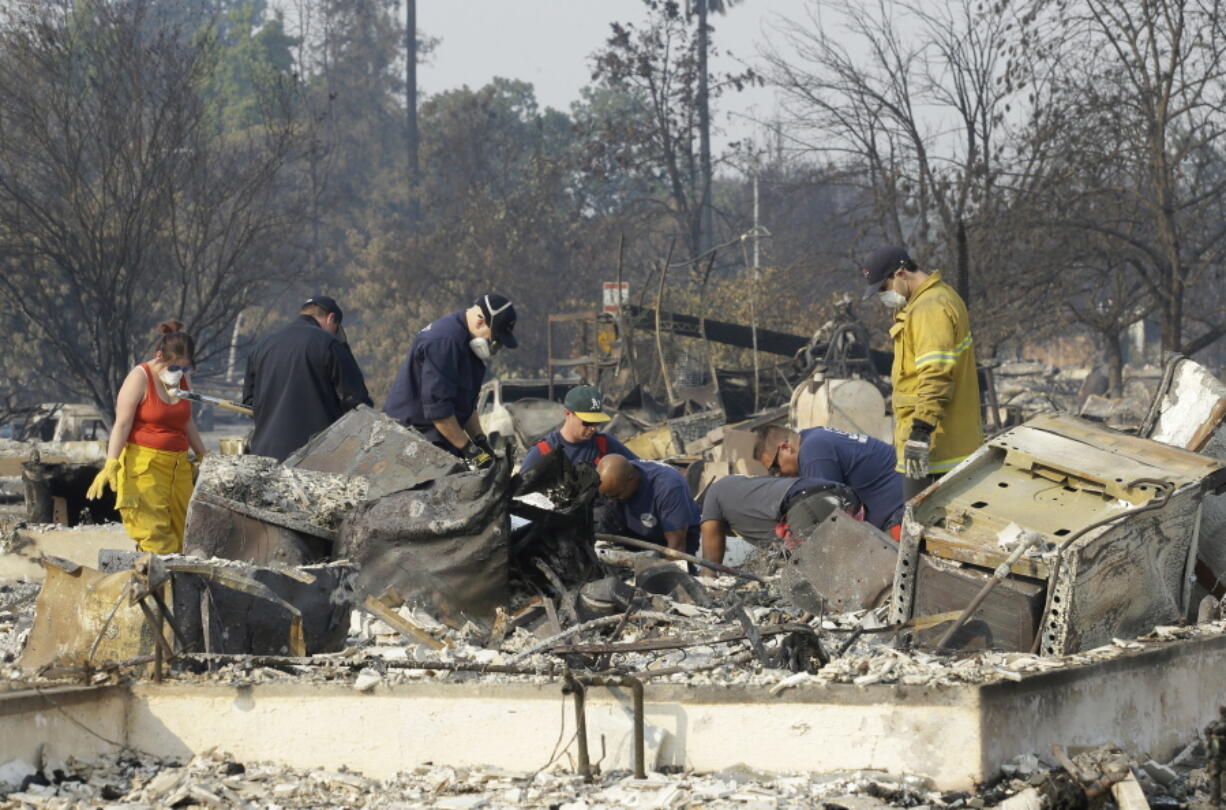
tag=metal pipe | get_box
[171,388,253,417]
[562,673,592,783]
[180,652,561,677]
[594,533,765,583]
[1139,353,1184,437]
[565,673,647,780]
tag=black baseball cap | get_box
[475,293,518,349]
[860,246,913,300]
[303,295,343,323]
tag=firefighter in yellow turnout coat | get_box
[860,246,982,500]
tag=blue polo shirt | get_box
[520,429,639,471]
[384,311,486,445]
[798,427,903,529]
[613,460,700,553]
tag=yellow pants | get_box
[116,443,194,554]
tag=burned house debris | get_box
[5,324,1226,801]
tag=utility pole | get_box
[405,0,420,223]
[753,173,760,270]
[697,0,713,257]
[750,172,759,412]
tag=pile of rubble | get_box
[1,738,1220,809]
[989,359,1172,430]
[992,360,1088,419]
[0,581,36,665]
[6,557,1220,696]
[0,746,943,809]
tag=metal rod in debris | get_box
[594,532,765,583]
[172,388,254,417]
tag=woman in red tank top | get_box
[86,321,207,553]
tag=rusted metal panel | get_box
[1043,504,1198,655]
[96,551,354,657]
[913,556,1044,652]
[781,509,897,614]
[283,405,461,498]
[19,560,161,671]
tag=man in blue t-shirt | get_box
[596,454,700,554]
[384,294,517,467]
[754,424,904,533]
[519,385,638,471]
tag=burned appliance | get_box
[890,414,1226,655]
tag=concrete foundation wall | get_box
[981,633,1226,772]
[125,682,982,787]
[0,686,126,773]
[4,633,1226,790]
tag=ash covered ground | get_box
[0,739,1215,809]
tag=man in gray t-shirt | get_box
[700,475,852,571]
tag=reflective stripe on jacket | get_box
[888,270,983,474]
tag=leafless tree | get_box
[588,0,757,264]
[1030,0,1226,355]
[0,0,318,419]
[761,0,1060,349]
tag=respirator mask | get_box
[877,289,907,310]
[469,337,501,361]
[159,369,185,389]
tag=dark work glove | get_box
[904,419,934,479]
[463,436,494,469]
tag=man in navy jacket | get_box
[754,424,904,534]
[384,294,518,466]
[244,295,371,462]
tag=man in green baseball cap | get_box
[519,384,639,471]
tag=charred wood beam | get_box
[627,305,807,356]
[626,306,893,373]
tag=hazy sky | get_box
[416,1,800,151]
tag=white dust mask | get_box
[877,289,907,310]
[160,369,184,389]
[469,337,500,361]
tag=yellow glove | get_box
[86,458,121,501]
[191,450,207,481]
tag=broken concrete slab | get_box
[1148,357,1226,449]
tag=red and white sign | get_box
[602,282,629,313]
